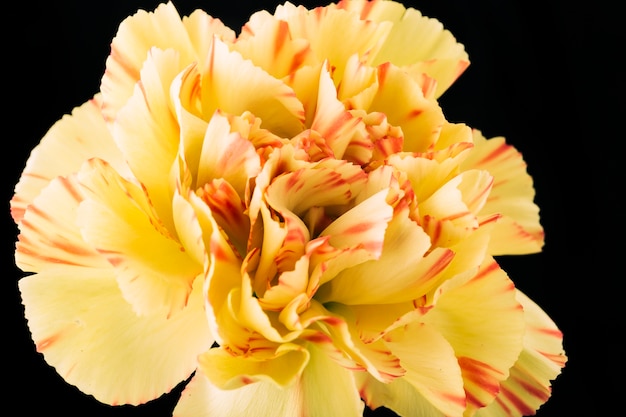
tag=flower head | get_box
[13,1,565,416]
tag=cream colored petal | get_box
[11,95,128,224]
[271,2,393,83]
[77,158,201,317]
[387,145,471,205]
[196,179,250,257]
[356,373,446,417]
[113,47,185,231]
[182,9,236,66]
[419,169,493,248]
[201,37,305,137]
[320,188,393,256]
[176,186,242,344]
[383,321,467,416]
[423,257,526,414]
[15,174,109,273]
[260,254,310,313]
[300,301,404,383]
[101,1,200,123]
[317,205,453,305]
[235,12,314,79]
[338,0,470,97]
[176,344,364,417]
[474,290,566,417]
[197,344,309,389]
[369,63,445,152]
[19,267,211,406]
[196,111,261,198]
[309,64,364,159]
[265,160,364,217]
[462,131,544,255]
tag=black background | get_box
[5,1,621,416]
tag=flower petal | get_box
[19,267,211,406]
[383,321,467,416]
[77,158,201,317]
[337,0,470,97]
[320,188,393,256]
[101,2,236,123]
[271,2,393,83]
[317,204,453,305]
[113,47,185,230]
[176,344,364,417]
[475,290,567,417]
[236,12,315,79]
[462,131,544,254]
[11,95,128,224]
[369,62,445,152]
[197,343,309,389]
[424,257,526,414]
[201,37,305,137]
[15,174,109,272]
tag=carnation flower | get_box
[12,1,566,416]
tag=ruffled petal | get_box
[77,158,202,317]
[196,111,262,198]
[236,11,315,79]
[113,47,185,230]
[462,131,544,255]
[418,169,493,248]
[11,95,128,224]
[424,257,526,414]
[197,343,309,389]
[175,344,364,417]
[270,2,393,83]
[475,290,566,417]
[383,321,467,416]
[201,37,305,137]
[320,188,393,256]
[15,174,109,272]
[337,0,469,97]
[368,62,445,152]
[19,267,211,406]
[356,373,446,417]
[317,203,453,305]
[101,1,235,122]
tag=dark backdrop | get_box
[5,1,621,416]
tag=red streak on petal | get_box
[473,259,500,280]
[241,376,255,385]
[36,333,61,351]
[301,332,332,344]
[500,384,536,416]
[458,356,502,402]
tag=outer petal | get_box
[11,95,128,224]
[270,2,393,83]
[383,321,467,416]
[15,174,109,273]
[461,131,544,255]
[424,257,526,415]
[356,373,446,417]
[368,62,445,153]
[201,37,305,137]
[101,2,236,122]
[113,47,185,230]
[175,344,364,417]
[197,344,309,389]
[235,12,315,79]
[19,267,211,406]
[475,291,566,417]
[337,0,470,97]
[77,158,201,317]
